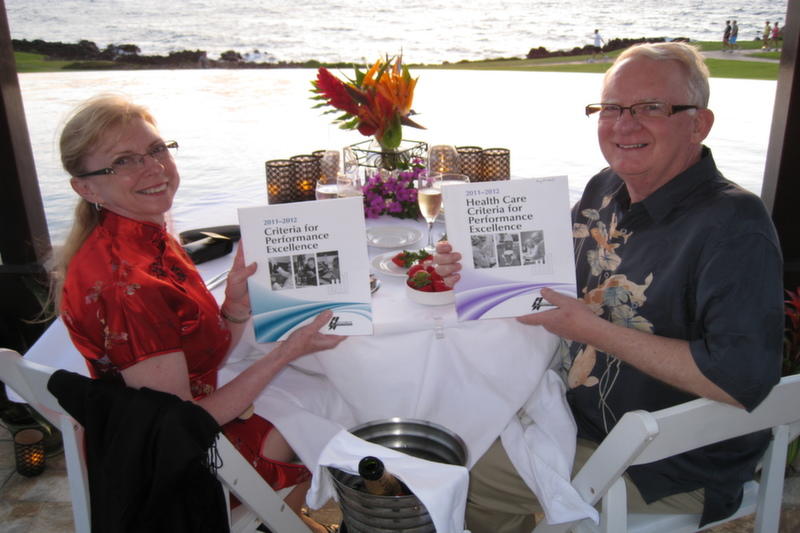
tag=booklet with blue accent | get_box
[238,197,373,341]
[441,176,576,321]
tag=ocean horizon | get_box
[5,0,787,65]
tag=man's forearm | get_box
[589,319,743,408]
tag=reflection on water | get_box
[19,69,775,244]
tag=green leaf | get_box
[380,115,402,150]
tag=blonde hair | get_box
[54,94,157,309]
[605,42,710,108]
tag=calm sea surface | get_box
[5,0,784,244]
[6,0,787,64]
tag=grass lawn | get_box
[14,40,780,80]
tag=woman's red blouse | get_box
[61,210,231,397]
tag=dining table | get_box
[11,211,598,532]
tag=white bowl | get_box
[405,283,455,306]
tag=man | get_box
[436,42,783,532]
[730,20,739,51]
[722,20,731,52]
[763,20,772,49]
[591,29,605,62]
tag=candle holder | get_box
[14,428,46,477]
[480,148,511,181]
[456,146,483,182]
[312,149,341,184]
[428,144,460,174]
[265,159,299,204]
[290,154,322,201]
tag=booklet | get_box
[238,197,373,342]
[441,176,576,321]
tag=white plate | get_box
[366,226,422,248]
[370,251,410,277]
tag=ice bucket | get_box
[327,418,467,532]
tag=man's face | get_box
[598,56,713,201]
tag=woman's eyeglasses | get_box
[76,141,178,178]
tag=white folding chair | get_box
[533,373,800,533]
[0,347,308,533]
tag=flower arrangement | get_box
[311,55,424,151]
[362,163,425,219]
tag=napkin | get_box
[501,369,599,525]
[314,429,469,533]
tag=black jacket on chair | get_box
[48,370,230,533]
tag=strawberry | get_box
[392,250,433,268]
[407,270,433,290]
[432,279,451,292]
[407,264,426,277]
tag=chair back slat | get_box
[636,374,800,465]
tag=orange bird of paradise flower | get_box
[311,55,424,150]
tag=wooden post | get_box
[0,0,54,353]
[762,1,800,291]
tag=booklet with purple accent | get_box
[441,176,576,321]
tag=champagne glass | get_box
[416,171,443,253]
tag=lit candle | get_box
[14,428,46,477]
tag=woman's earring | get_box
[93,202,102,212]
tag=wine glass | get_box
[315,179,338,200]
[436,172,469,217]
[336,173,363,198]
[416,171,443,253]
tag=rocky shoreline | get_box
[13,37,689,70]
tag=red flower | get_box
[314,68,360,116]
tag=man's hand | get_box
[517,287,603,345]
[433,241,462,287]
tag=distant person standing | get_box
[722,20,731,52]
[729,20,739,51]
[591,29,605,62]
[771,21,781,51]
[762,20,771,49]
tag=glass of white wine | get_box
[416,171,443,253]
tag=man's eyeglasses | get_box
[76,141,179,178]
[585,102,698,120]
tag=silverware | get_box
[205,269,230,290]
[370,274,381,294]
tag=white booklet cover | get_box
[238,197,373,341]
[442,176,576,320]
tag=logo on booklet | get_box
[328,316,353,330]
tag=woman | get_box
[57,94,343,532]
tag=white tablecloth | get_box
[12,215,598,531]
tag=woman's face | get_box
[70,117,179,225]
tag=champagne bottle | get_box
[358,456,406,496]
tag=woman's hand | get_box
[222,242,257,318]
[433,240,462,287]
[278,310,347,362]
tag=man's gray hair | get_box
[606,42,710,108]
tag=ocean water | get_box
[5,0,783,244]
[5,0,787,64]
